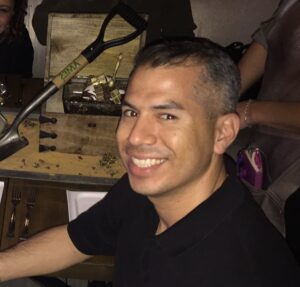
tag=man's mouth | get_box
[131,157,165,168]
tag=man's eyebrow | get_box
[152,101,184,110]
[122,100,184,110]
[122,100,135,108]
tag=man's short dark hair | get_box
[130,38,240,118]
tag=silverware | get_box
[19,190,37,241]
[6,189,22,238]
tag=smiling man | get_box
[115,46,238,234]
[0,38,300,286]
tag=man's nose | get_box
[128,116,156,146]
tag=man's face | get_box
[0,0,14,34]
[116,64,218,198]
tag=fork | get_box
[6,189,22,238]
[19,190,37,241]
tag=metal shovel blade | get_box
[0,128,28,161]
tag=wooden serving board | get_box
[0,113,125,181]
[39,113,119,155]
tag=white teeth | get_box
[132,157,165,168]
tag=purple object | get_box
[237,147,264,189]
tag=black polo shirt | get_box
[68,174,300,286]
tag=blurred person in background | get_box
[235,0,300,263]
[0,0,33,77]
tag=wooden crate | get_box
[40,13,145,156]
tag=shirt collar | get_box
[154,175,246,256]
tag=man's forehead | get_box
[124,63,212,108]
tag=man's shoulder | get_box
[217,176,300,285]
[220,173,284,244]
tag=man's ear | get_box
[214,113,240,155]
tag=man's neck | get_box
[151,160,227,235]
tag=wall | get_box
[191,0,280,46]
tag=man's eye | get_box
[160,114,176,120]
[122,109,137,117]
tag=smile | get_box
[132,157,165,168]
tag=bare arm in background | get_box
[237,41,300,132]
[237,100,300,132]
[238,41,267,94]
[0,225,90,282]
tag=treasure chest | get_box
[39,12,146,156]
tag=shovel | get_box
[0,2,147,161]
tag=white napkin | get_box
[66,190,107,221]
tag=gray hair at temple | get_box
[130,38,240,118]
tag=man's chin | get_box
[128,175,161,196]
